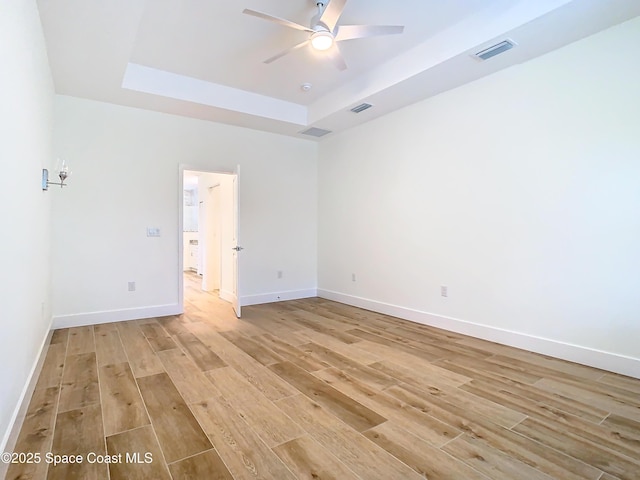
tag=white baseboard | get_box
[52,304,183,329]
[242,288,318,306]
[318,289,640,379]
[0,323,53,476]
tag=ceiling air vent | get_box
[300,127,332,138]
[474,39,517,61]
[350,103,373,114]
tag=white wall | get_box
[0,0,54,451]
[52,96,317,326]
[318,17,640,377]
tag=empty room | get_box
[2,0,639,479]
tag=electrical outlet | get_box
[441,285,448,297]
[352,273,356,282]
[277,270,283,279]
[128,281,136,292]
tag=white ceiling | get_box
[37,0,640,140]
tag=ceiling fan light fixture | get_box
[310,31,334,51]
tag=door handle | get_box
[232,246,244,251]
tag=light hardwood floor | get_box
[5,272,640,479]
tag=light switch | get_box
[146,227,161,237]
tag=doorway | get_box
[180,167,241,317]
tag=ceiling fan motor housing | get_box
[311,2,330,31]
[310,1,334,50]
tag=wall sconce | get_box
[42,159,70,190]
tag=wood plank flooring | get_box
[5,272,640,479]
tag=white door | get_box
[197,199,204,276]
[231,166,242,317]
[202,184,221,292]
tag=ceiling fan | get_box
[242,0,404,71]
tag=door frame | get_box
[178,164,239,314]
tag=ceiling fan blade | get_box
[264,40,310,64]
[319,0,347,32]
[335,24,404,42]
[243,9,314,33]
[326,44,347,71]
